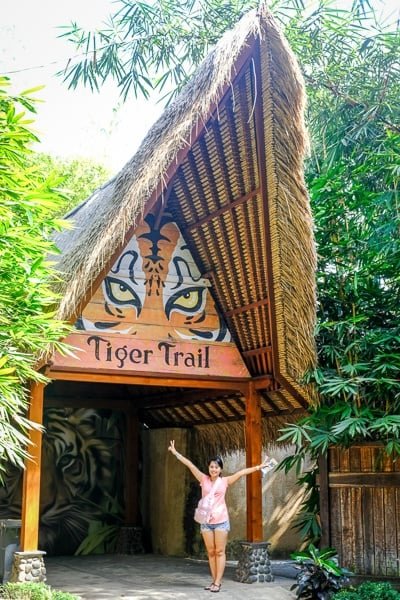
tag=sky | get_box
[1,0,399,174]
[1,0,163,172]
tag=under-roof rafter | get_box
[221,398,243,419]
[213,133,252,310]
[225,297,269,318]
[184,187,259,234]
[188,138,243,312]
[211,401,232,421]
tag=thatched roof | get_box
[50,7,317,445]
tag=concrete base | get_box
[235,541,274,583]
[10,550,46,583]
[116,526,145,554]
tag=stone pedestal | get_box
[116,525,145,554]
[10,551,46,583]
[234,541,274,583]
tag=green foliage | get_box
[58,0,255,102]
[50,592,79,600]
[276,2,400,543]
[0,77,71,480]
[290,3,400,426]
[57,0,310,103]
[333,581,400,600]
[74,522,119,555]
[291,544,351,599]
[29,154,109,217]
[74,494,123,555]
[0,582,79,600]
[0,582,51,600]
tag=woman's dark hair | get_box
[208,455,223,470]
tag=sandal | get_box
[204,583,214,590]
[210,583,221,593]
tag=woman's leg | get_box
[213,529,229,586]
[201,529,217,582]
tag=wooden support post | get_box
[20,382,45,551]
[245,382,263,542]
[318,452,330,548]
[125,411,139,525]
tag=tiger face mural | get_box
[76,213,230,343]
[0,408,123,555]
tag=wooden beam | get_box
[45,397,133,412]
[259,395,280,415]
[20,382,44,551]
[185,401,217,421]
[318,453,330,548]
[208,401,231,421]
[46,369,249,392]
[245,382,263,542]
[225,297,269,318]
[221,398,243,419]
[243,347,272,358]
[181,403,212,423]
[141,408,243,427]
[175,404,200,423]
[251,374,273,390]
[231,395,245,412]
[185,188,260,234]
[137,388,235,409]
[154,180,174,230]
[274,376,309,409]
[272,390,303,412]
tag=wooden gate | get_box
[319,443,400,578]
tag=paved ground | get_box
[46,555,298,600]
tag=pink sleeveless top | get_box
[200,475,229,524]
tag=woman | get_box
[168,440,272,593]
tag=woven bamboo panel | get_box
[169,68,274,386]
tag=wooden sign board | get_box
[51,332,250,378]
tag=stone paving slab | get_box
[46,555,297,600]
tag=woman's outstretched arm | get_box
[168,440,204,482]
[226,456,272,486]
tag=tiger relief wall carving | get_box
[0,407,124,555]
[51,213,249,378]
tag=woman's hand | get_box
[259,456,271,469]
[167,440,204,482]
[168,440,177,456]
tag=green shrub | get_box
[0,583,51,600]
[0,583,50,600]
[50,592,78,600]
[333,581,400,600]
[0,582,79,600]
[291,544,351,599]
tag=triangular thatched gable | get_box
[50,8,316,446]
